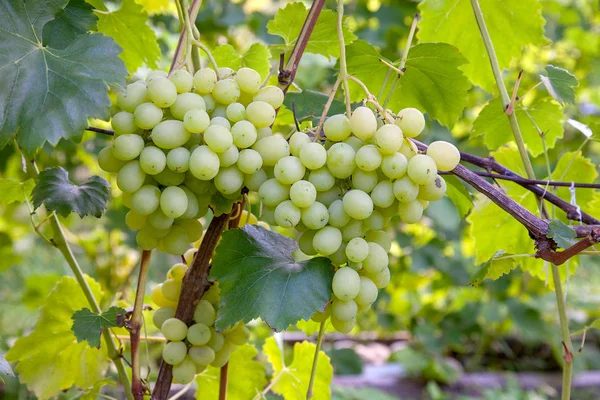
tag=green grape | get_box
[426,141,460,171]
[332,267,361,300]
[168,263,188,280]
[194,300,216,325]
[407,154,437,185]
[308,168,336,192]
[162,341,187,365]
[351,169,378,193]
[331,243,349,265]
[203,125,233,154]
[346,237,369,263]
[170,93,206,120]
[98,146,126,173]
[111,111,137,136]
[324,114,352,141]
[331,316,355,333]
[170,69,194,93]
[184,109,210,134]
[172,357,196,384]
[244,168,268,191]
[343,190,374,220]
[368,267,390,289]
[300,202,329,230]
[253,135,290,166]
[299,142,327,170]
[161,318,188,341]
[274,156,306,184]
[355,144,382,171]
[202,95,216,113]
[218,145,239,168]
[146,70,168,82]
[370,180,394,208]
[153,307,175,329]
[185,173,215,195]
[399,140,417,160]
[163,225,189,255]
[381,152,408,179]
[311,304,331,323]
[117,161,146,193]
[315,186,343,207]
[218,67,235,78]
[180,187,200,219]
[289,132,311,157]
[212,79,240,105]
[154,168,185,186]
[256,127,273,141]
[258,178,289,207]
[133,102,163,130]
[313,226,342,256]
[139,146,167,175]
[117,82,148,113]
[207,329,225,352]
[253,86,284,109]
[343,136,363,152]
[246,101,276,128]
[236,67,262,93]
[148,77,178,108]
[347,260,362,271]
[187,323,211,346]
[225,102,245,122]
[210,116,231,130]
[211,345,233,368]
[237,149,263,174]
[166,147,190,172]
[364,210,385,231]
[328,199,351,228]
[350,106,377,140]
[298,230,317,255]
[289,180,316,208]
[355,277,378,306]
[393,176,419,203]
[260,206,276,225]
[363,242,389,275]
[225,323,250,346]
[398,200,423,224]
[214,166,244,195]
[152,120,191,149]
[126,210,147,230]
[162,279,182,302]
[327,143,356,179]
[193,68,217,94]
[395,108,425,138]
[183,248,197,265]
[151,284,177,308]
[178,219,203,242]
[160,186,188,218]
[136,229,159,250]
[374,124,403,155]
[274,200,301,227]
[341,218,365,242]
[332,298,358,320]
[190,145,220,180]
[131,185,161,215]
[231,120,258,149]
[188,346,215,366]
[419,175,446,201]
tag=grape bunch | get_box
[151,248,249,384]
[255,106,460,333]
[98,66,284,255]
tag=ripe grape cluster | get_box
[99,66,284,255]
[256,106,460,333]
[151,248,249,384]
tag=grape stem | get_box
[219,362,229,400]
[170,0,202,74]
[313,77,342,142]
[336,0,351,117]
[437,171,600,189]
[192,40,220,79]
[306,321,326,400]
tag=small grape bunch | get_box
[151,248,250,384]
[98,65,284,255]
[256,106,460,332]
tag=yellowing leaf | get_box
[6,276,109,399]
[134,0,173,15]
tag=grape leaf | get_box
[71,306,126,349]
[540,65,578,105]
[471,97,564,157]
[0,179,35,206]
[134,0,171,15]
[571,319,600,337]
[0,0,127,156]
[32,167,111,218]
[210,225,334,331]
[546,220,578,249]
[6,276,109,399]
[469,251,518,286]
[283,90,347,122]
[195,344,267,400]
[210,191,241,216]
[263,337,333,400]
[418,0,546,92]
[267,2,356,58]
[0,352,13,378]
[212,43,271,80]
[345,40,397,102]
[0,233,22,273]
[95,0,160,71]
[444,176,473,217]
[42,0,97,50]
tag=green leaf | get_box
[0,179,35,206]
[541,65,578,105]
[210,191,240,216]
[134,0,171,15]
[195,344,267,400]
[212,43,271,81]
[327,348,363,376]
[22,274,62,309]
[42,0,97,49]
[95,0,160,71]
[213,45,243,71]
[444,176,473,217]
[210,225,334,331]
[0,233,21,272]
[0,352,14,378]
[0,0,127,156]
[32,167,111,218]
[469,251,518,286]
[345,40,391,101]
[471,97,564,157]
[546,220,578,249]
[572,319,600,337]
[263,337,333,400]
[6,276,109,399]
[71,307,126,349]
[283,90,347,122]
[418,0,546,92]
[267,2,356,58]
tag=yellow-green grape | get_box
[149,209,174,230]
[161,318,188,341]
[313,226,342,256]
[139,146,167,175]
[133,102,163,130]
[315,186,343,208]
[426,141,460,171]
[202,284,221,305]
[253,135,290,166]
[194,300,216,326]
[111,111,137,136]
[218,67,235,78]
[407,154,437,185]
[153,307,175,329]
[274,200,301,227]
[355,144,382,171]
[98,146,126,173]
[170,92,206,120]
[160,186,188,218]
[212,79,240,105]
[226,102,246,122]
[184,109,210,134]
[343,136,363,152]
[136,229,159,250]
[351,169,378,193]
[190,145,220,180]
[206,329,225,352]
[347,261,362,271]
[362,242,389,274]
[210,116,231,130]
[311,304,331,323]
[193,68,217,94]
[379,200,398,220]
[117,82,148,113]
[289,179,316,208]
[237,149,263,174]
[214,166,244,195]
[253,85,284,109]
[364,210,385,231]
[308,168,336,192]
[204,125,233,154]
[225,323,250,346]
[349,106,377,140]
[187,323,211,346]
[188,346,215,366]
[341,219,366,242]
[365,230,392,252]
[170,69,194,93]
[370,180,395,208]
[298,230,317,255]
[219,144,241,169]
[231,120,258,149]
[327,199,350,228]
[161,279,182,302]
[331,316,355,333]
[331,298,358,321]
[163,225,190,255]
[168,263,188,280]
[256,126,273,141]
[154,168,186,186]
[172,357,196,384]
[210,345,233,368]
[258,178,290,207]
[346,237,369,263]
[148,77,178,108]
[395,108,425,138]
[374,124,403,155]
[244,168,268,191]
[184,249,197,265]
[162,341,187,365]
[299,142,327,170]
[393,176,419,203]
[146,70,168,82]
[151,120,191,149]
[166,147,190,173]
[151,284,177,308]
[301,201,329,230]
[246,101,276,128]
[399,140,417,160]
[130,185,160,215]
[180,187,200,219]
[235,67,262,93]
[178,218,203,242]
[381,152,408,179]
[368,267,390,289]
[343,190,374,220]
[202,94,216,113]
[355,276,378,306]
[327,143,356,179]
[332,267,361,300]
[126,210,147,230]
[324,114,352,141]
[398,200,424,224]
[117,161,146,193]
[289,132,311,157]
[418,175,446,201]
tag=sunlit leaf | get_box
[212,43,271,80]
[0,179,35,206]
[540,65,578,105]
[469,251,518,286]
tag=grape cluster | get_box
[151,248,249,384]
[99,66,284,255]
[256,106,460,332]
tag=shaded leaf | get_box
[32,167,111,218]
[444,176,473,217]
[572,319,600,337]
[327,348,363,376]
[210,225,334,331]
[71,307,126,349]
[469,251,518,286]
[541,65,578,105]
[283,90,347,122]
[547,220,578,249]
[43,0,97,49]
[0,179,35,206]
